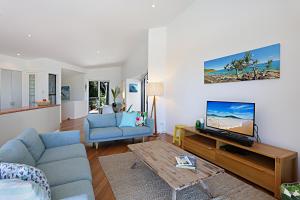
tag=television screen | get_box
[206,101,255,137]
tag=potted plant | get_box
[111,87,121,113]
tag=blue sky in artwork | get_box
[204,44,280,70]
[207,102,255,120]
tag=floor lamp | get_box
[146,82,164,136]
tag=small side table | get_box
[172,125,185,146]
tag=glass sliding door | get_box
[100,81,109,106]
[29,74,35,106]
[141,73,148,112]
[89,81,99,113]
[48,74,56,105]
[89,81,109,114]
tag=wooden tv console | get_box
[182,127,298,198]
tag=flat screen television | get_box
[206,101,255,137]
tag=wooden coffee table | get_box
[128,140,224,200]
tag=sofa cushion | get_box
[90,127,122,140]
[115,112,123,126]
[119,112,137,127]
[50,180,94,200]
[87,113,116,128]
[37,157,92,187]
[37,144,87,165]
[0,140,36,166]
[17,128,45,161]
[120,126,152,137]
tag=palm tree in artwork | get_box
[224,59,246,80]
[243,52,252,66]
[225,60,240,79]
[252,60,259,79]
[263,59,273,77]
[243,51,260,79]
[266,59,273,71]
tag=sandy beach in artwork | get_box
[204,71,280,84]
[207,116,254,136]
[204,44,280,84]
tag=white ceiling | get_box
[0,0,193,68]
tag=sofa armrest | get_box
[39,130,80,149]
[61,194,88,200]
[145,118,154,131]
[84,118,90,143]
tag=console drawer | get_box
[183,138,216,162]
[215,151,275,192]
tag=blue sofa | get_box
[0,128,94,200]
[84,113,153,147]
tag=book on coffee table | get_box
[175,155,197,170]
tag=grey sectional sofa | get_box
[84,113,153,148]
[0,128,94,200]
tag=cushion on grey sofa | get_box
[51,180,94,200]
[37,157,92,187]
[0,140,36,166]
[87,113,116,128]
[115,112,123,126]
[17,128,45,161]
[90,127,122,139]
[120,126,152,137]
[37,144,87,165]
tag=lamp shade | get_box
[146,82,164,96]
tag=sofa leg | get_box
[95,143,99,150]
[142,137,145,143]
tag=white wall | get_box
[0,106,61,145]
[0,55,82,107]
[148,27,167,133]
[125,79,141,111]
[61,101,87,120]
[27,58,62,105]
[161,0,300,175]
[123,34,148,79]
[61,70,88,120]
[86,66,122,104]
[62,73,86,101]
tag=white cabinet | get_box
[0,69,22,110]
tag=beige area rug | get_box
[99,152,275,200]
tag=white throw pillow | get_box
[0,179,49,200]
[0,162,50,200]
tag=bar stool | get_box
[173,125,185,146]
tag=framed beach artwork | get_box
[61,86,70,100]
[204,44,280,84]
[129,83,138,93]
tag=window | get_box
[48,74,56,105]
[29,74,35,106]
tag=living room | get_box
[0,0,299,200]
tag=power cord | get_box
[254,124,261,143]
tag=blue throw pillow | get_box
[119,112,137,127]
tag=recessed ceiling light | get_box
[96,50,100,54]
[16,53,21,56]
[151,4,156,8]
[27,34,32,38]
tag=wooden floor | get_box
[60,118,172,200]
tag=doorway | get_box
[88,81,109,113]
[49,74,57,105]
[141,73,148,112]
